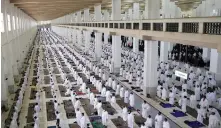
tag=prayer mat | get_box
[160,102,174,108]
[184,120,205,128]
[171,110,187,117]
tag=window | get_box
[7,14,11,31]
[12,16,15,30]
[0,13,4,32]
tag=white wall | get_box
[1,0,37,103]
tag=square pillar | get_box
[209,49,221,81]
[94,4,102,21]
[112,35,122,73]
[84,31,91,53]
[103,10,109,21]
[112,0,121,20]
[84,9,90,22]
[143,40,158,96]
[202,48,211,61]
[95,32,102,60]
[144,0,160,19]
[160,41,168,62]
[133,3,140,20]
[104,33,109,44]
[77,11,81,22]
[133,37,139,53]
[128,8,133,20]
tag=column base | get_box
[145,87,157,97]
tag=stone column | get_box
[104,33,109,44]
[133,3,140,20]
[209,49,221,81]
[112,0,121,20]
[84,31,91,53]
[128,8,133,20]
[94,4,102,21]
[112,35,122,73]
[103,10,109,21]
[202,48,211,61]
[95,32,102,60]
[160,41,168,62]
[133,37,139,53]
[144,0,160,19]
[143,40,158,96]
[84,9,90,21]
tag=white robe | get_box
[101,87,106,97]
[208,115,220,128]
[163,121,170,128]
[161,88,168,100]
[122,107,128,121]
[142,103,150,119]
[120,87,124,98]
[106,91,111,102]
[181,98,187,113]
[90,93,95,105]
[10,119,18,128]
[74,100,81,110]
[76,110,82,125]
[169,92,175,105]
[124,90,129,103]
[116,84,120,95]
[96,103,103,116]
[190,95,197,109]
[127,113,134,128]
[145,117,153,127]
[129,94,135,107]
[102,111,109,125]
[197,108,204,123]
[155,114,163,128]
[80,116,86,128]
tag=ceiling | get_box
[10,0,202,21]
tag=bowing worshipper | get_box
[80,113,86,128]
[112,80,116,90]
[74,98,81,111]
[65,87,71,96]
[145,115,153,127]
[122,106,128,121]
[140,123,146,128]
[217,97,221,109]
[55,111,61,120]
[116,84,120,95]
[54,100,60,111]
[96,101,103,116]
[120,86,125,98]
[208,112,220,128]
[93,96,98,109]
[142,101,151,119]
[127,111,134,128]
[162,118,170,128]
[89,92,95,105]
[76,108,82,125]
[10,117,18,128]
[102,110,109,126]
[106,90,111,102]
[124,89,129,104]
[189,93,197,109]
[161,87,168,101]
[157,85,163,98]
[34,103,41,113]
[34,116,40,128]
[129,93,135,107]
[169,90,175,105]
[101,86,107,97]
[111,94,116,105]
[155,112,163,128]
[79,82,86,93]
[71,92,76,104]
[208,106,220,120]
